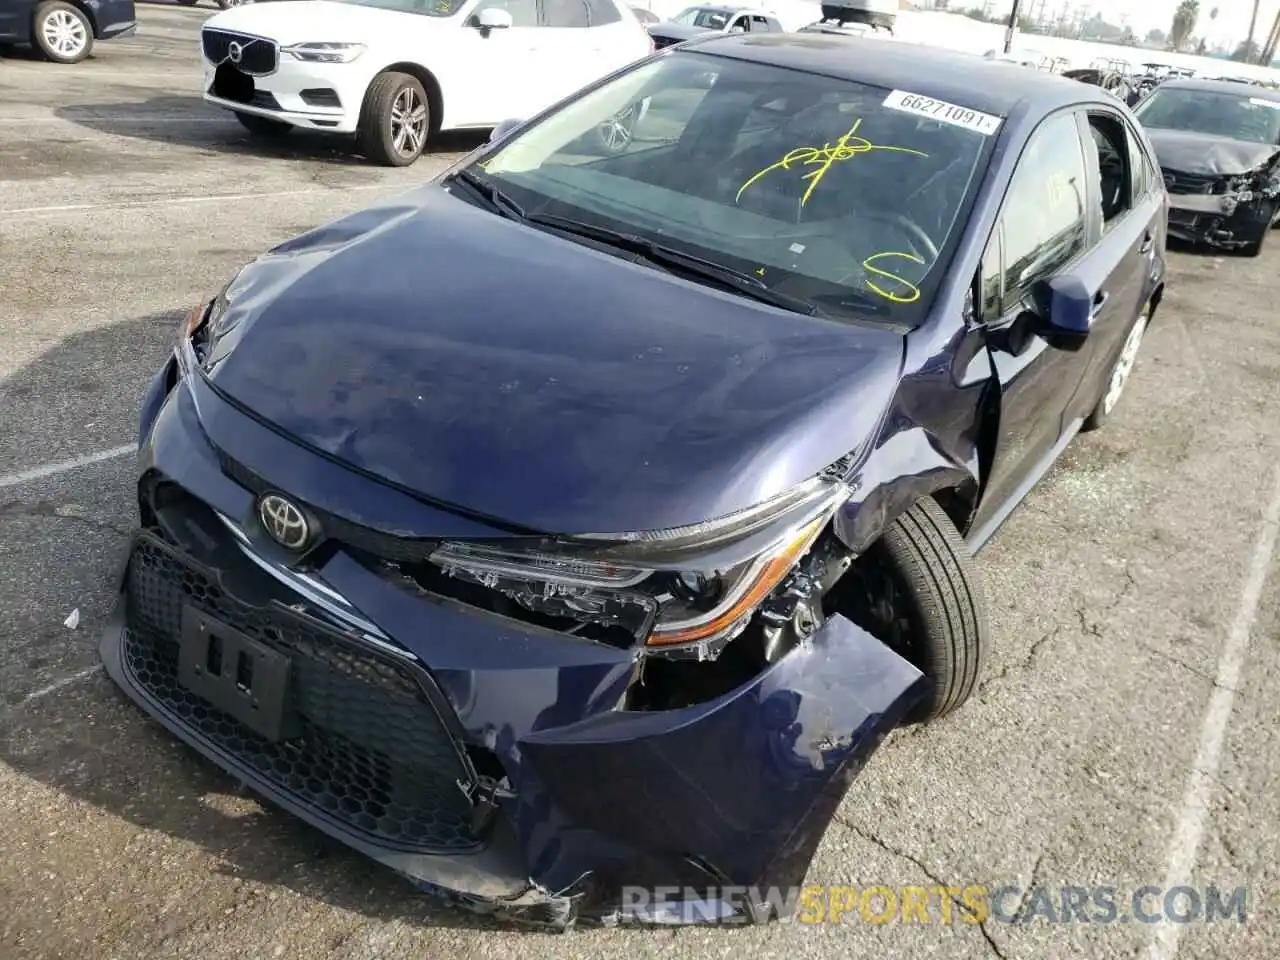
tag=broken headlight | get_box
[428,470,851,651]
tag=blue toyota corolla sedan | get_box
[101,34,1167,926]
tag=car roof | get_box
[679,33,1099,117]
[1157,77,1280,100]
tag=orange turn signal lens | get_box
[645,517,825,648]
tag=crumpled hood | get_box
[201,186,904,535]
[1147,128,1280,177]
[204,0,442,46]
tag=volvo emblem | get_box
[228,40,243,64]
[258,494,310,550]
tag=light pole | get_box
[1004,0,1025,52]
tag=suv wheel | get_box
[358,72,430,167]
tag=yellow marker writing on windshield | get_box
[863,251,924,304]
[736,118,929,207]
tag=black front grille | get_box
[1162,169,1222,195]
[202,29,278,75]
[121,532,479,853]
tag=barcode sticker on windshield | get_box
[1249,97,1280,109]
[883,90,1003,135]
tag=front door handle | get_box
[1091,290,1109,317]
[1140,232,1153,254]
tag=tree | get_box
[1146,27,1167,44]
[1234,39,1260,61]
[1170,0,1200,50]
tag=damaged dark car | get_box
[1134,78,1280,255]
[101,35,1166,928]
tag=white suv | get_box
[200,0,654,165]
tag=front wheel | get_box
[829,497,989,722]
[235,111,292,137]
[33,1,94,64]
[357,72,430,167]
[1082,303,1149,431]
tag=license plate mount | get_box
[178,606,300,742]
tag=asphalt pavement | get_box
[1,6,1278,959]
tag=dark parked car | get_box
[1134,78,1280,255]
[101,33,1166,928]
[0,0,135,63]
[647,4,781,49]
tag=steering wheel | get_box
[854,211,940,263]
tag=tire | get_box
[1081,301,1150,432]
[32,1,94,64]
[235,111,292,137]
[357,72,430,167]
[831,497,989,722]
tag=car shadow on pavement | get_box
[0,312,546,938]
[56,96,490,165]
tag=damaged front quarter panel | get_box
[512,615,926,920]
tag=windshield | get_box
[1135,87,1280,144]
[672,6,733,27]
[466,52,996,327]
[332,0,466,15]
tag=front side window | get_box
[999,111,1090,307]
[333,0,468,16]
[469,52,997,327]
[467,0,539,24]
[1134,87,1280,145]
[672,6,731,28]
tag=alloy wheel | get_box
[1101,312,1148,415]
[390,87,428,158]
[42,9,87,59]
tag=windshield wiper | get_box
[449,168,527,221]
[525,213,821,316]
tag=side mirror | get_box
[475,7,513,30]
[488,117,522,143]
[1035,275,1094,351]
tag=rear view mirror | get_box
[476,7,513,29]
[1036,275,1094,351]
[489,117,522,142]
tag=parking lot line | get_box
[0,445,133,489]
[1146,462,1280,960]
[1,184,392,218]
[19,665,102,706]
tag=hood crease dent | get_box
[201,186,905,536]
[1147,128,1280,176]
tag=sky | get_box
[986,0,1280,44]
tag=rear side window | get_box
[750,14,771,30]
[544,0,590,26]
[585,0,622,23]
[999,111,1090,307]
[1124,122,1152,199]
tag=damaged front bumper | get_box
[1166,190,1277,249]
[100,360,925,928]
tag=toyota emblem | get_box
[258,494,311,550]
[228,40,243,64]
